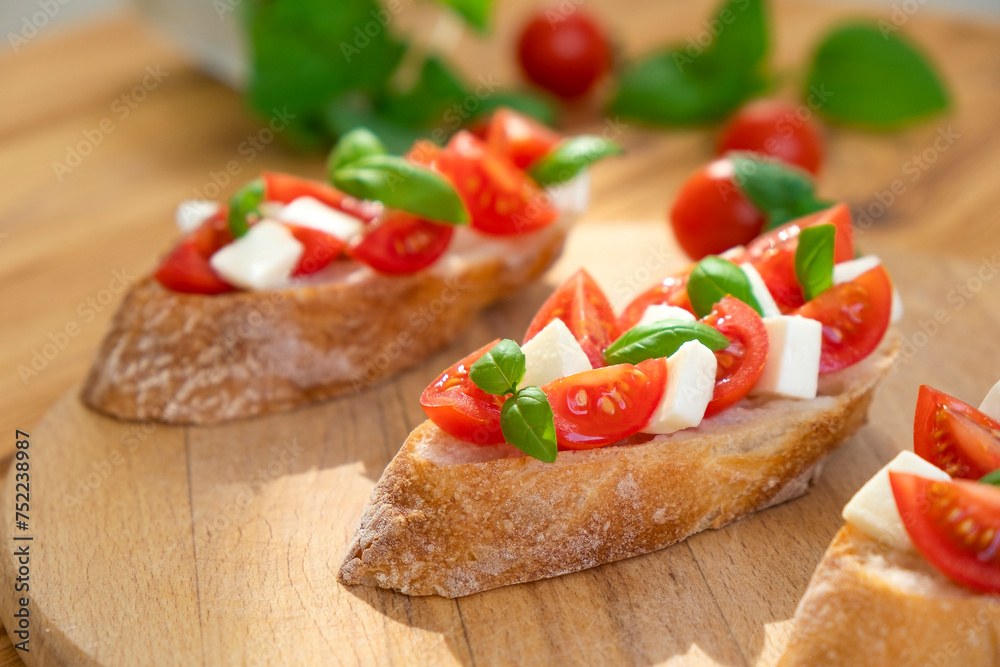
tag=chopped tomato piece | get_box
[618,272,694,331]
[262,171,379,222]
[914,386,1000,480]
[524,269,619,368]
[542,357,667,449]
[794,266,892,373]
[348,211,453,275]
[421,339,505,444]
[154,212,235,295]
[484,108,562,170]
[405,140,441,167]
[891,473,1000,593]
[286,225,345,276]
[702,296,769,417]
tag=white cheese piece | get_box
[749,315,822,399]
[842,451,951,551]
[833,254,904,323]
[175,200,220,233]
[739,263,781,318]
[521,318,592,388]
[637,304,696,327]
[544,170,590,217]
[276,196,365,242]
[980,380,1000,422]
[209,220,304,291]
[642,341,717,435]
[719,245,746,262]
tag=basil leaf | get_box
[980,469,1000,488]
[431,0,493,32]
[472,91,557,128]
[610,0,769,125]
[730,153,831,230]
[500,386,558,463]
[227,179,265,238]
[529,137,624,186]
[795,224,836,301]
[604,320,729,366]
[469,339,526,396]
[331,155,469,224]
[806,23,949,130]
[687,256,762,318]
[326,127,387,177]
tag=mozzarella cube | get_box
[750,315,822,400]
[637,304,696,327]
[891,287,904,323]
[175,200,220,233]
[833,255,903,323]
[521,319,592,388]
[544,170,590,217]
[980,380,1000,422]
[739,263,781,317]
[843,451,951,551]
[209,220,304,291]
[277,196,365,242]
[642,341,717,435]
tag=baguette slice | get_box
[82,222,567,424]
[778,523,1000,666]
[338,334,900,598]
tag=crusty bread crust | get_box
[81,224,567,425]
[338,335,899,598]
[779,525,1000,666]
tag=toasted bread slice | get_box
[778,523,1000,666]
[338,334,900,597]
[82,222,567,424]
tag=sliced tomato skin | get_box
[914,385,1000,480]
[435,131,559,236]
[794,265,892,374]
[421,339,505,444]
[891,472,1000,593]
[702,296,769,417]
[542,357,667,450]
[348,212,453,275]
[485,108,562,170]
[154,212,236,295]
[618,272,694,331]
[262,171,379,222]
[524,269,619,368]
[287,225,345,276]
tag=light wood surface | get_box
[2,0,1000,664]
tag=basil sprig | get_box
[729,153,831,230]
[604,319,729,366]
[980,469,1000,488]
[331,154,469,225]
[529,136,623,187]
[795,224,836,301]
[227,178,265,238]
[686,256,762,318]
[326,127,387,178]
[469,339,557,463]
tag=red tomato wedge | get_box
[262,171,379,222]
[618,272,694,331]
[702,296,769,417]
[287,225,345,276]
[543,357,667,450]
[348,211,453,275]
[435,131,559,235]
[524,269,619,368]
[914,385,1000,479]
[747,203,855,311]
[890,472,1000,593]
[794,265,892,374]
[421,339,505,444]
[154,212,236,295]
[484,108,562,170]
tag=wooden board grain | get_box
[3,224,1000,666]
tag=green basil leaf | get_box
[326,127,387,178]
[687,255,762,318]
[331,155,469,224]
[604,319,729,365]
[730,153,831,230]
[500,386,557,463]
[529,136,624,186]
[376,56,469,129]
[806,23,949,130]
[227,178,265,238]
[795,224,836,301]
[980,469,1000,488]
[469,339,526,396]
[431,0,493,32]
[472,91,557,128]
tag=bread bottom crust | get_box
[338,337,899,598]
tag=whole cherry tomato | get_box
[717,100,824,175]
[516,9,612,99]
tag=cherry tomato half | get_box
[287,225,346,276]
[517,9,612,99]
[348,212,453,275]
[914,385,1000,480]
[421,339,505,444]
[484,108,562,170]
[154,211,235,295]
[717,99,824,175]
[702,296,769,417]
[617,272,694,331]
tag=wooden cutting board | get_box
[2,222,999,666]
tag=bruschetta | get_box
[82,109,620,424]
[779,383,1000,666]
[339,204,903,597]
